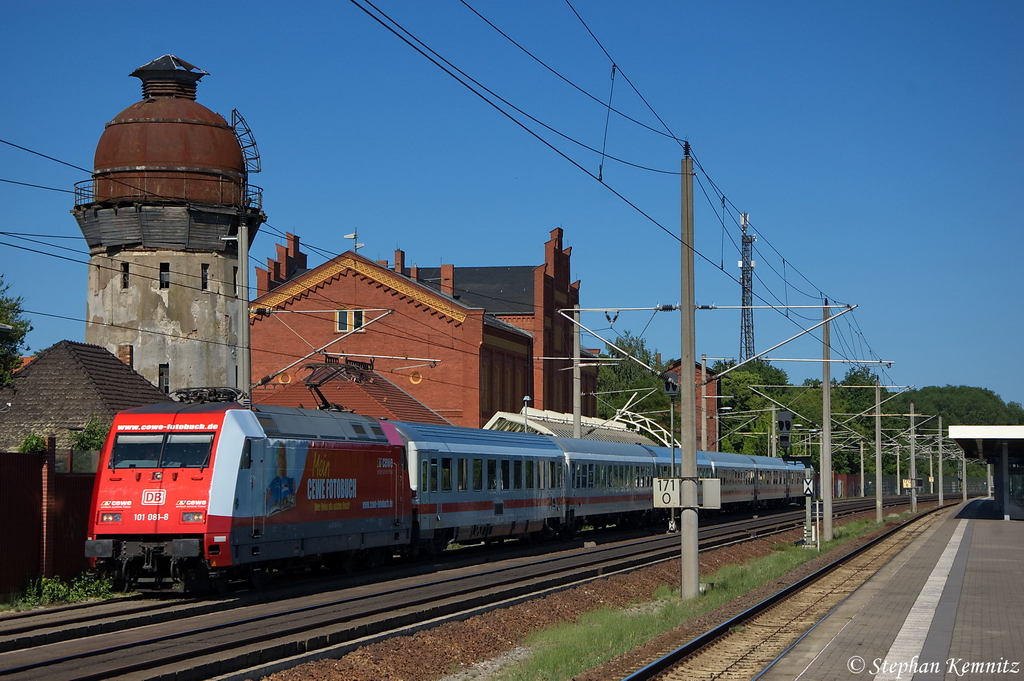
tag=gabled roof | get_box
[252,253,473,324]
[251,365,451,425]
[0,341,170,452]
[415,265,536,314]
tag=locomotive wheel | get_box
[210,570,230,596]
[247,566,270,589]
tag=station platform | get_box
[760,499,1024,680]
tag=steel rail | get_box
[618,504,947,681]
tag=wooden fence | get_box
[0,446,94,600]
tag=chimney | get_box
[118,344,134,369]
[394,249,405,274]
[441,264,455,296]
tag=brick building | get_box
[664,358,721,451]
[249,229,597,428]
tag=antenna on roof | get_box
[343,228,364,252]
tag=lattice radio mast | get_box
[739,213,756,362]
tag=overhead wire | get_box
[2,5,891,380]
[0,178,74,194]
[351,0,880,369]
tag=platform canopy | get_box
[948,425,1024,463]
[484,409,657,446]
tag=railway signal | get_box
[777,410,793,450]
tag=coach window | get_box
[421,460,429,494]
[501,460,510,490]
[513,460,523,489]
[487,459,498,490]
[430,458,439,492]
[441,458,452,492]
[526,460,535,489]
[239,439,252,470]
[472,459,483,491]
[457,458,468,491]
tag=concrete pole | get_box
[573,304,581,439]
[239,216,251,402]
[860,441,865,497]
[771,405,777,458]
[1002,441,1010,521]
[896,434,901,496]
[875,380,883,523]
[910,402,917,513]
[938,415,944,506]
[679,151,699,599]
[821,301,833,541]
[701,355,707,452]
[928,442,934,495]
[962,439,968,504]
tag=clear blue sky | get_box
[2,1,1021,406]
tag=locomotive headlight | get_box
[99,512,122,523]
[181,512,205,523]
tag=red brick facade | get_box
[250,229,596,428]
[665,359,721,451]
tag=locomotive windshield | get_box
[110,432,215,469]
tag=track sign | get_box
[803,479,814,496]
[654,477,681,507]
[777,410,793,449]
[653,478,721,510]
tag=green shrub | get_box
[10,573,114,610]
[17,433,46,453]
[70,416,109,451]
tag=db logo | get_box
[141,489,166,506]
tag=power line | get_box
[459,0,690,145]
[0,178,74,194]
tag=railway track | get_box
[0,495,927,681]
[618,503,949,681]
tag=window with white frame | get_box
[335,308,365,333]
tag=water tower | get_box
[72,55,265,394]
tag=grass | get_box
[1,572,116,612]
[489,514,905,681]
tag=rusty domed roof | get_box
[91,55,244,204]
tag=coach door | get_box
[394,446,407,526]
[247,439,266,537]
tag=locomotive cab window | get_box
[110,434,163,468]
[163,434,214,468]
[109,432,215,469]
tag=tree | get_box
[595,331,669,428]
[891,385,1024,426]
[71,416,110,451]
[711,360,790,456]
[0,274,32,387]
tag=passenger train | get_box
[85,401,805,590]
